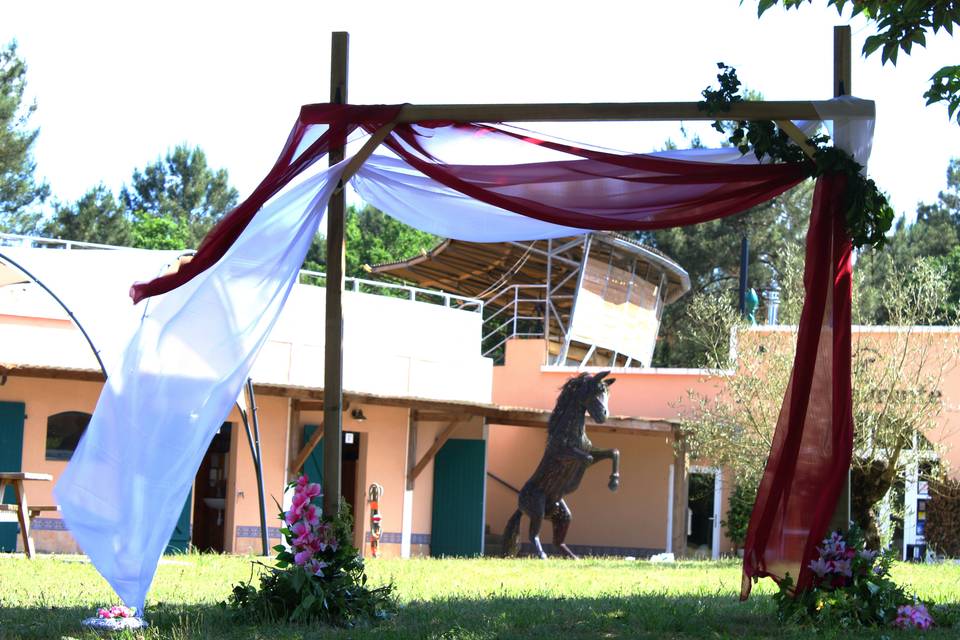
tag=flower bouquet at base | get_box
[225,475,395,625]
[81,605,149,631]
[774,526,934,629]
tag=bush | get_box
[722,479,757,549]
[926,475,960,557]
[225,477,396,625]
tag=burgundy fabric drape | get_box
[130,104,402,303]
[741,172,854,597]
[130,103,856,600]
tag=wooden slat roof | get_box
[370,232,690,305]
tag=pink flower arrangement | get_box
[894,603,934,630]
[283,475,338,577]
[97,605,135,619]
[806,531,866,588]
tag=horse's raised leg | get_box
[549,499,578,560]
[519,488,548,559]
[589,448,621,491]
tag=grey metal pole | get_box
[245,378,270,556]
[738,236,749,317]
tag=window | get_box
[45,411,92,460]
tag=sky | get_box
[2,0,959,224]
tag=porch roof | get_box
[0,362,678,437]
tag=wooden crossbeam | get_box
[290,421,324,474]
[407,421,458,483]
[395,100,871,124]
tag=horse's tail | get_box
[501,509,523,558]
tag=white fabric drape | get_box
[54,160,348,610]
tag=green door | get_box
[0,402,26,552]
[303,424,324,484]
[431,438,485,557]
[166,490,192,553]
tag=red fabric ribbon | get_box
[741,172,853,597]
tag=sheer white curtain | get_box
[55,160,349,610]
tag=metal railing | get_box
[0,233,128,251]
[298,269,483,313]
[1,234,483,315]
[481,284,547,358]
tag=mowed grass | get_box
[1,553,959,639]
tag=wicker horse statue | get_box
[501,370,620,559]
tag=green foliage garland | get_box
[699,63,894,250]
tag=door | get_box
[0,402,26,552]
[166,491,192,553]
[303,424,324,485]
[687,471,715,557]
[430,438,485,557]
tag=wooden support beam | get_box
[338,119,399,187]
[775,120,817,160]
[834,25,852,97]
[290,422,324,475]
[323,31,349,517]
[671,430,689,559]
[287,399,303,480]
[408,421,458,483]
[394,100,871,124]
[405,413,418,491]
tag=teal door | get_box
[0,402,26,552]
[303,424,324,484]
[431,439,485,557]
[166,490,192,553]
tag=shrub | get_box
[926,475,960,557]
[722,479,757,549]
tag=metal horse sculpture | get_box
[502,370,620,559]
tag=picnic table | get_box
[0,472,57,558]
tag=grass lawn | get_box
[1,553,959,639]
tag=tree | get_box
[856,158,960,324]
[680,260,958,547]
[0,41,49,234]
[306,204,439,279]
[643,180,814,367]
[44,184,132,246]
[121,145,238,248]
[753,1,960,124]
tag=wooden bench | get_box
[0,472,54,558]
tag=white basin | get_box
[203,497,225,510]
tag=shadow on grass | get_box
[1,593,956,640]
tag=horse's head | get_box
[583,370,616,424]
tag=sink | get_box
[203,498,225,510]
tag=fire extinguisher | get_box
[367,483,384,557]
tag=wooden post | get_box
[834,25,852,97]
[671,430,688,558]
[323,31,349,518]
[829,24,853,534]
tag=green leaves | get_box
[699,63,894,250]
[924,65,960,124]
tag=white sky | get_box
[3,0,958,223]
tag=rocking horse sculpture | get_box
[502,370,620,559]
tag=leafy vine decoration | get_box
[698,63,894,250]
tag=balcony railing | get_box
[481,284,546,359]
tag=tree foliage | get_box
[857,158,960,324]
[680,261,958,546]
[644,180,813,367]
[120,144,238,249]
[753,0,960,124]
[0,41,49,234]
[44,184,132,247]
[305,204,439,279]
